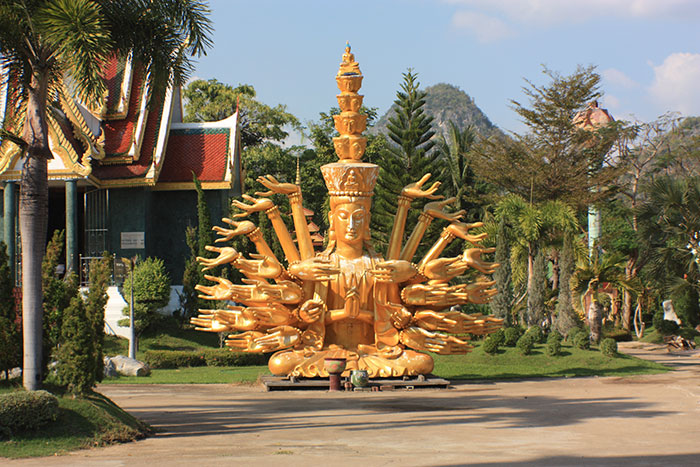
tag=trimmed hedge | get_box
[0,390,59,437]
[482,336,500,355]
[503,327,523,347]
[600,338,618,357]
[143,349,269,369]
[516,334,534,355]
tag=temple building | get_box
[0,55,242,286]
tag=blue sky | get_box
[192,0,700,136]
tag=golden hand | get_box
[231,194,274,218]
[193,306,259,331]
[399,327,471,354]
[412,310,459,332]
[235,253,283,279]
[297,298,326,323]
[463,247,499,274]
[466,281,498,304]
[213,219,256,243]
[424,197,465,222]
[401,283,470,306]
[227,326,301,352]
[246,303,295,327]
[225,331,265,351]
[255,174,300,196]
[401,173,443,200]
[446,222,487,246]
[197,245,240,271]
[462,314,504,335]
[384,301,413,329]
[371,260,418,283]
[288,257,340,281]
[422,256,468,281]
[190,310,234,333]
[232,279,303,304]
[195,275,235,301]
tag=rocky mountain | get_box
[371,83,502,138]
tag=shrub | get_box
[490,329,505,346]
[143,349,268,369]
[600,338,618,357]
[546,338,561,357]
[503,327,522,347]
[55,296,97,394]
[525,326,545,344]
[573,332,591,350]
[566,327,585,343]
[547,330,562,342]
[482,336,500,355]
[516,334,534,355]
[120,257,171,336]
[652,310,680,336]
[0,390,58,436]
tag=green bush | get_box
[143,349,268,369]
[652,310,680,336]
[525,326,545,344]
[516,334,534,355]
[120,257,171,336]
[482,336,500,355]
[55,296,97,394]
[0,390,59,437]
[547,330,563,343]
[546,338,561,357]
[567,327,585,343]
[600,338,618,357]
[490,329,505,346]
[573,332,591,350]
[503,327,522,347]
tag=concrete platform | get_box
[261,375,451,391]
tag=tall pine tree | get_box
[372,70,440,256]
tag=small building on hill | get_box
[0,54,242,286]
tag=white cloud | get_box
[443,0,700,25]
[649,53,700,115]
[450,11,513,43]
[602,68,639,89]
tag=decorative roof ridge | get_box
[170,109,238,130]
[148,82,177,183]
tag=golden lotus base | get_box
[261,375,451,391]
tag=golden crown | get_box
[321,162,378,197]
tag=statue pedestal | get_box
[324,357,347,391]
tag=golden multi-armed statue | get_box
[191,44,502,378]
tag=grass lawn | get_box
[432,341,669,380]
[99,336,669,384]
[0,387,150,459]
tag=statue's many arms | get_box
[191,45,502,378]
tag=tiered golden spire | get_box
[332,42,367,162]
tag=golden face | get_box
[333,201,367,246]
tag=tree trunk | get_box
[21,70,51,391]
[621,253,639,331]
[588,299,602,343]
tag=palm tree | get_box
[571,250,626,342]
[495,195,578,326]
[434,121,480,220]
[0,0,212,390]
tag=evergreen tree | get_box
[181,226,200,319]
[554,235,580,335]
[41,230,79,373]
[194,175,214,262]
[0,241,20,379]
[84,253,111,383]
[55,296,95,395]
[119,258,171,336]
[526,250,548,327]
[490,219,514,325]
[372,70,440,255]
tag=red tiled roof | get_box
[158,128,230,183]
[92,92,163,180]
[103,54,126,113]
[102,72,144,156]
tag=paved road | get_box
[9,343,700,466]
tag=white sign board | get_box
[120,232,145,249]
